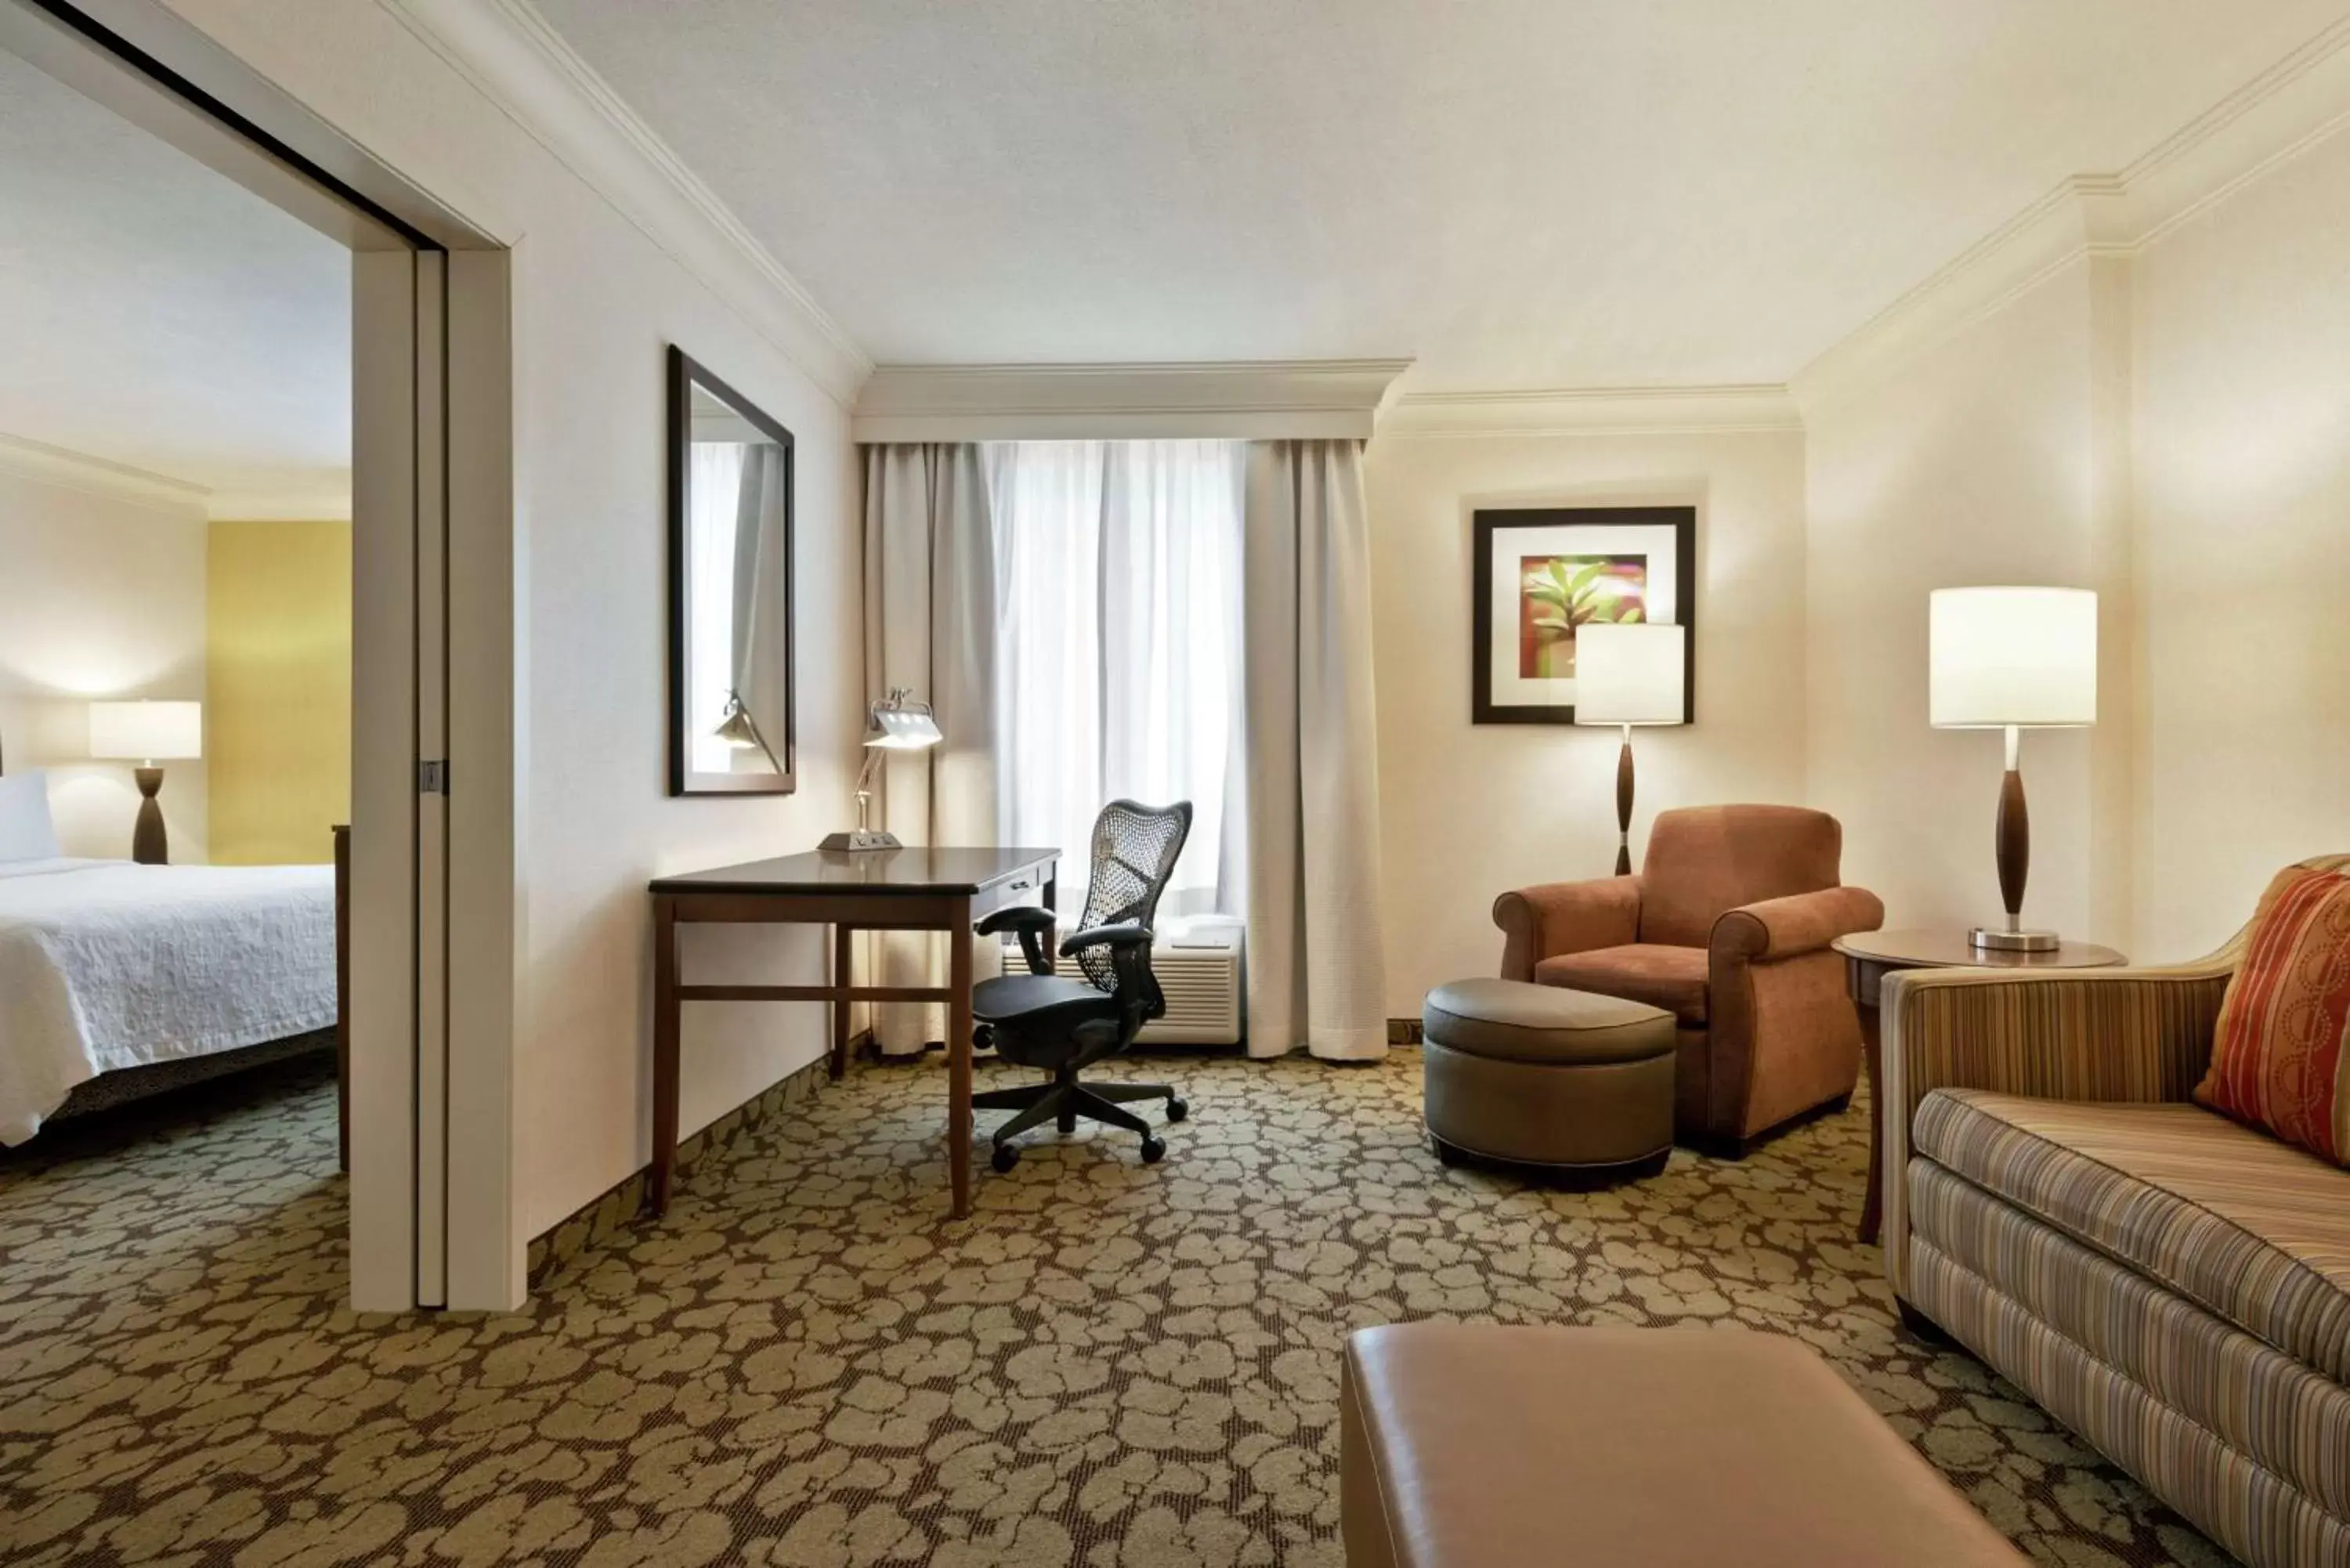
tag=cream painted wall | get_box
[2131,125,2350,959]
[1365,428,1810,1014]
[164,0,862,1243]
[1802,119,2349,962]
[0,468,209,862]
[1801,264,2115,948]
[206,520,350,865]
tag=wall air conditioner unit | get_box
[1049,914,1245,1046]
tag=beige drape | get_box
[1239,440,1390,1060]
[861,443,1000,1053]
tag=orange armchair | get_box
[1493,805,1883,1150]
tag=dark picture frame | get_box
[1471,505,1696,724]
[667,345,797,795]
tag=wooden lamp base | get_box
[131,766,170,865]
[1971,728,2055,952]
[1613,728,1635,876]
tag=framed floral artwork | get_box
[1470,505,1696,724]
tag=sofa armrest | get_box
[1712,886,1884,964]
[1878,958,2234,1295]
[1492,877,1643,981]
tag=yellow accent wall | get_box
[205,520,351,865]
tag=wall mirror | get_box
[667,346,796,794]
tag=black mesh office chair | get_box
[971,799,1193,1171]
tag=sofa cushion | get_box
[1535,942,1708,1024]
[2195,859,2350,1168]
[1913,1089,2350,1382]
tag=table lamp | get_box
[1929,586,2097,952]
[1573,623,1687,875]
[89,699,203,865]
[819,688,942,852]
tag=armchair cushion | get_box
[1712,886,1885,963]
[1640,804,1842,948]
[2194,860,2350,1168]
[1536,943,1708,1026]
[1914,1089,2350,1382]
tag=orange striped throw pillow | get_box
[2196,862,2350,1166]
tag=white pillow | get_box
[0,770,63,862]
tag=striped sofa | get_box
[1881,858,2350,1568]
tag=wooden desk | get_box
[649,846,1058,1220]
[1835,928,2124,1246]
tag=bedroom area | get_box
[0,38,353,1174]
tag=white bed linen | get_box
[0,858,335,1144]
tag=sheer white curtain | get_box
[985,439,1243,916]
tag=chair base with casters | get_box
[970,798,1196,1172]
[971,1027,1187,1172]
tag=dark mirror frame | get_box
[667,345,797,796]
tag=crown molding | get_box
[206,490,353,523]
[384,0,871,405]
[0,433,209,517]
[1378,384,1799,439]
[852,359,1413,442]
[1793,18,2350,417]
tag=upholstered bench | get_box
[1421,977,1675,1177]
[1340,1322,2026,1568]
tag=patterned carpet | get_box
[0,1049,2237,1567]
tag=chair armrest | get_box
[1059,923,1152,957]
[1061,923,1160,1021]
[977,905,1058,976]
[1712,886,1884,964]
[976,905,1056,938]
[1878,959,2233,1295]
[1491,877,1643,981]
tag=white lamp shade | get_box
[1573,623,1687,726]
[88,700,203,761]
[1929,587,2097,728]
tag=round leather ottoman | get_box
[1421,978,1677,1178]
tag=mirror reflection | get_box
[669,349,794,794]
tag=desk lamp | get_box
[819,688,942,851]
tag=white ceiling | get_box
[0,48,348,510]
[534,0,2345,390]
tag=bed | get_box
[0,756,341,1146]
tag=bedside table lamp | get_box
[1573,623,1687,875]
[819,688,942,852]
[1929,587,2097,952]
[89,699,203,865]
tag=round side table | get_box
[1835,928,2125,1245]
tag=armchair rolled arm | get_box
[1712,886,1884,964]
[1878,958,2234,1295]
[1492,877,1643,981]
[977,905,1058,975]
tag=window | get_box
[985,439,1244,915]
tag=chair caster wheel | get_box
[974,1024,996,1053]
[1432,1136,1466,1168]
[1166,1098,1188,1122]
[1140,1136,1167,1165]
[991,1143,1018,1173]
